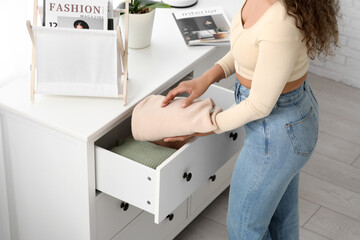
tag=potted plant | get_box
[118,0,171,49]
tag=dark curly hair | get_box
[282,0,341,60]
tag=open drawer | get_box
[95,84,244,224]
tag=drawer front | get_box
[113,200,187,240]
[96,144,157,215]
[96,194,142,240]
[190,153,238,215]
[155,126,244,223]
[154,85,243,223]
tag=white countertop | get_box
[0,1,243,142]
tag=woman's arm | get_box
[215,22,306,134]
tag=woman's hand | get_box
[161,78,210,108]
[161,64,225,108]
[163,131,214,142]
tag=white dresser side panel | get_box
[2,111,93,240]
[0,112,11,240]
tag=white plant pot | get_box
[121,10,156,49]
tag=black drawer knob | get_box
[166,213,174,221]
[209,175,216,182]
[229,132,238,141]
[120,202,129,211]
[183,172,192,182]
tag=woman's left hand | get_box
[163,131,214,142]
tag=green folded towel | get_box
[111,137,176,169]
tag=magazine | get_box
[107,0,114,30]
[43,0,109,30]
[173,7,231,46]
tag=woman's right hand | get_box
[161,78,210,108]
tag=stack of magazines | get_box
[42,0,114,30]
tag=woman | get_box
[74,20,90,29]
[162,0,340,239]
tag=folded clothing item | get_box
[111,137,176,169]
[132,95,222,141]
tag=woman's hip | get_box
[236,80,319,161]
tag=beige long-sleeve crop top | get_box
[214,1,309,134]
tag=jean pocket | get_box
[285,107,319,157]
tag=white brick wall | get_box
[309,0,360,88]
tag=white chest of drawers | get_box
[0,1,245,239]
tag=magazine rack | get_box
[26,0,130,105]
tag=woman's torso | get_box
[229,0,309,82]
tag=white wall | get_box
[0,1,33,87]
[309,0,360,88]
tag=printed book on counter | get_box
[43,0,109,30]
[173,7,231,46]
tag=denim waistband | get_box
[237,80,307,105]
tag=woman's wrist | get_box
[201,64,226,86]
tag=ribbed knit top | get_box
[214,0,309,133]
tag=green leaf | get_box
[147,3,172,9]
[139,0,160,6]
[118,0,171,14]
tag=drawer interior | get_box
[95,116,132,151]
[95,115,192,170]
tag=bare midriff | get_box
[236,72,307,94]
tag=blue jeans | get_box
[227,80,319,240]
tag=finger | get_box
[195,131,214,137]
[164,135,190,142]
[163,136,185,142]
[181,93,198,108]
[164,134,196,142]
[161,87,187,107]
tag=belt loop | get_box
[274,102,279,110]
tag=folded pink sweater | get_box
[132,95,222,141]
